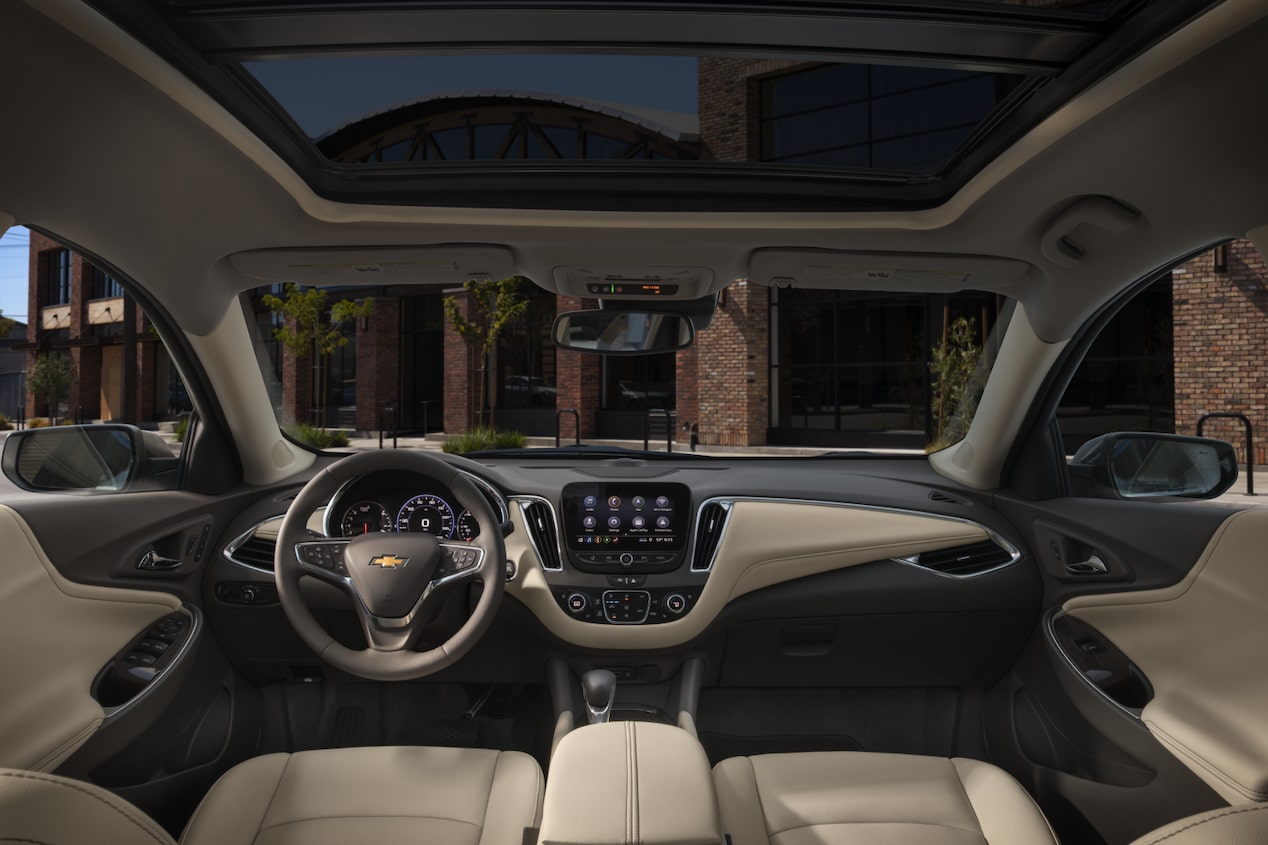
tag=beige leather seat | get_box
[713,751,1059,845]
[0,745,543,845]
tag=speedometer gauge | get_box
[456,510,480,542]
[396,494,455,537]
[340,502,390,537]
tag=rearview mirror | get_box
[552,310,693,355]
[1,424,179,492]
[1069,432,1237,499]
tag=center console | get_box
[544,482,713,626]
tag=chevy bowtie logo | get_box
[369,554,409,569]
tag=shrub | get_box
[174,416,188,443]
[0,413,12,432]
[285,423,351,450]
[28,417,49,429]
[442,427,527,454]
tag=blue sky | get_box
[0,226,28,325]
[246,54,698,138]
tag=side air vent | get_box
[928,490,967,506]
[900,539,1017,577]
[692,501,732,571]
[223,519,283,572]
[521,501,563,571]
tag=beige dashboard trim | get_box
[0,504,180,771]
[507,499,988,650]
[1064,508,1268,804]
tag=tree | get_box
[28,352,75,424]
[444,276,529,429]
[929,316,982,449]
[261,285,374,429]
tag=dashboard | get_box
[217,456,1034,654]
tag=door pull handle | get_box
[137,550,182,571]
[1065,555,1108,576]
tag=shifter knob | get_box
[581,669,617,724]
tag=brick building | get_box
[23,231,187,424]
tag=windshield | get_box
[246,280,1009,457]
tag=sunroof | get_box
[84,0,1210,210]
[243,54,1024,174]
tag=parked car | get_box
[1,2,1267,845]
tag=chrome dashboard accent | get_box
[892,530,1022,579]
[222,515,285,574]
[513,495,566,571]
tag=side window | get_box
[0,228,192,492]
[1056,240,1265,500]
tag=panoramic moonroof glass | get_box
[242,54,1024,174]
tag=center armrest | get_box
[539,721,722,845]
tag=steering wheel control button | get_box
[297,541,349,573]
[438,545,483,577]
[663,593,688,615]
[603,590,651,624]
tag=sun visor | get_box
[228,245,515,286]
[748,249,1033,294]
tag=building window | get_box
[759,63,1017,171]
[88,265,124,300]
[603,354,676,412]
[497,284,557,411]
[772,288,1002,445]
[45,249,71,306]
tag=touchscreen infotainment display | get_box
[561,483,690,551]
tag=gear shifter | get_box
[581,669,616,724]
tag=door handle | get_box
[137,549,182,571]
[1065,555,1108,576]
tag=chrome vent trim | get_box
[895,535,1020,578]
[223,516,284,573]
[690,499,733,572]
[516,497,564,571]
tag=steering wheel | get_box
[274,449,505,681]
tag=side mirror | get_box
[1069,432,1237,500]
[1,424,179,492]
[552,310,693,355]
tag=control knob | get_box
[565,592,590,617]
[663,593,688,616]
[240,586,259,604]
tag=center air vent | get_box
[692,501,732,571]
[520,501,562,571]
[898,538,1017,577]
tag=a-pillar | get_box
[355,296,400,433]
[695,281,768,446]
[554,295,600,440]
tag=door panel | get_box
[989,495,1238,843]
[0,504,180,770]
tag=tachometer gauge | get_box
[456,510,480,542]
[396,494,455,537]
[340,501,390,537]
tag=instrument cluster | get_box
[324,470,483,542]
